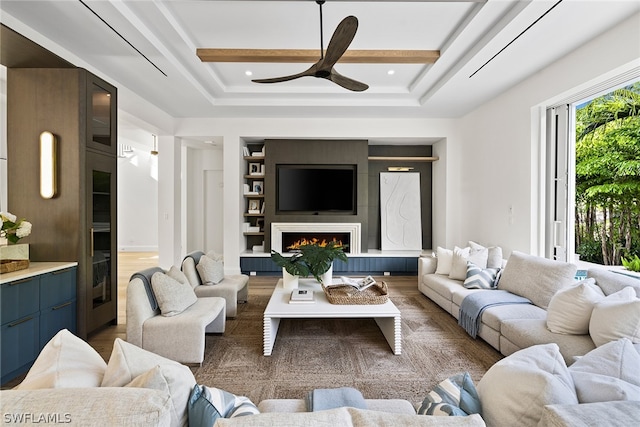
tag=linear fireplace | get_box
[271,223,361,254]
[282,232,351,252]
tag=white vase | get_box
[320,264,333,286]
[282,268,299,290]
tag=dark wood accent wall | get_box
[7,67,118,338]
[264,139,369,253]
[7,68,85,265]
[368,145,433,250]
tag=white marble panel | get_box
[380,172,422,250]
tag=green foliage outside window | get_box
[575,82,640,267]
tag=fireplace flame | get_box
[286,237,344,250]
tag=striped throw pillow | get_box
[418,372,481,416]
[463,262,501,289]
[189,385,259,426]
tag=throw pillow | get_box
[102,338,196,427]
[570,371,640,403]
[476,343,577,427]
[589,287,640,347]
[167,265,190,287]
[467,241,488,269]
[205,251,224,262]
[434,247,454,275]
[151,271,198,317]
[497,251,577,309]
[469,241,503,269]
[449,246,471,281]
[16,329,107,390]
[417,372,481,416]
[463,262,501,289]
[569,339,640,402]
[126,365,170,393]
[546,278,605,335]
[189,384,260,427]
[197,254,225,285]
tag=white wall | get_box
[117,129,159,251]
[457,12,640,257]
[184,144,224,255]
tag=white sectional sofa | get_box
[418,249,640,364]
[0,330,485,427]
[3,329,639,427]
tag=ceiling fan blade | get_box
[252,66,316,84]
[327,69,368,92]
[321,16,358,69]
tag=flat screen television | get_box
[276,164,356,214]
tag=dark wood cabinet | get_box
[7,68,117,338]
[86,151,117,332]
[86,74,117,156]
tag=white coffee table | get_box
[263,278,401,356]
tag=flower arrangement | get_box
[1,212,32,244]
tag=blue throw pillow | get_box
[188,384,259,427]
[418,372,481,416]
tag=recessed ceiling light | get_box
[387,70,395,75]
[245,70,253,76]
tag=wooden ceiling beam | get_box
[196,48,439,64]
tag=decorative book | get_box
[290,289,315,303]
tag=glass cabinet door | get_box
[87,151,117,330]
[86,73,117,155]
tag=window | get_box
[545,79,640,266]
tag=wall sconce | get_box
[40,131,57,199]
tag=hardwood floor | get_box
[88,252,418,361]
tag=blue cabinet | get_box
[0,263,77,384]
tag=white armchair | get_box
[126,267,226,365]
[181,251,249,318]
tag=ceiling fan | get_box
[252,1,368,92]
[196,2,440,89]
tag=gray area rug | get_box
[192,289,502,408]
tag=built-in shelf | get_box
[368,156,439,162]
[243,143,266,252]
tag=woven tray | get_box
[0,259,30,274]
[321,281,389,305]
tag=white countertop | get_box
[0,262,78,284]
